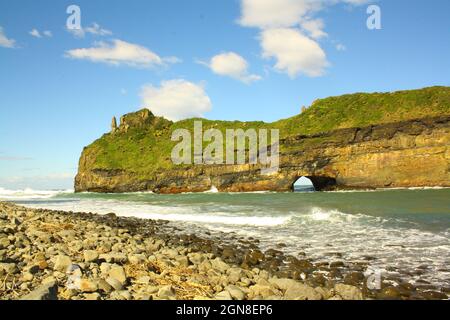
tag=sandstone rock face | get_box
[75,116,450,193]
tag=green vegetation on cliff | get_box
[82,86,450,176]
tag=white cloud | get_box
[67,22,112,38]
[140,80,212,121]
[30,29,52,38]
[65,39,179,68]
[238,0,370,78]
[261,28,328,78]
[29,29,42,38]
[201,52,262,84]
[0,26,16,48]
[239,0,320,29]
[336,43,347,51]
[84,23,113,36]
[300,18,327,39]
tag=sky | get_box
[0,0,449,190]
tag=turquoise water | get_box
[2,188,450,287]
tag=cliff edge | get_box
[75,86,450,193]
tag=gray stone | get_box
[334,284,363,300]
[106,277,124,291]
[157,285,176,299]
[108,265,127,285]
[0,262,18,274]
[211,258,230,273]
[225,285,246,300]
[53,255,72,272]
[20,281,58,300]
[84,250,99,263]
[215,290,233,300]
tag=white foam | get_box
[0,187,73,200]
[204,186,219,193]
[15,192,450,288]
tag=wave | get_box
[0,187,73,200]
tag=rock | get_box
[20,281,58,300]
[0,262,18,274]
[158,285,176,299]
[284,283,322,300]
[128,254,146,265]
[106,277,123,291]
[21,272,34,282]
[377,286,401,300]
[99,253,128,264]
[174,255,189,267]
[84,292,101,300]
[53,255,72,272]
[248,285,277,299]
[269,277,321,300]
[334,284,363,300]
[211,258,230,273]
[84,250,99,263]
[97,279,113,293]
[79,279,98,293]
[225,285,246,300]
[100,263,112,275]
[108,265,127,285]
[315,287,333,300]
[227,267,245,284]
[0,237,10,249]
[421,291,448,300]
[188,252,205,265]
[344,271,365,286]
[215,290,233,300]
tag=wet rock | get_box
[377,286,401,300]
[421,291,448,300]
[344,271,365,286]
[330,261,345,268]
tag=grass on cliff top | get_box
[85,86,450,175]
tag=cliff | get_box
[75,87,450,193]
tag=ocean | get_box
[1,187,449,289]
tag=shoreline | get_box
[0,201,448,300]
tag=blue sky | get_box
[0,0,449,190]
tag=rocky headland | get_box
[75,87,450,194]
[1,202,448,300]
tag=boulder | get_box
[108,265,127,285]
[211,258,230,273]
[334,284,363,300]
[225,285,246,300]
[53,255,72,272]
[20,281,58,300]
[84,250,99,263]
